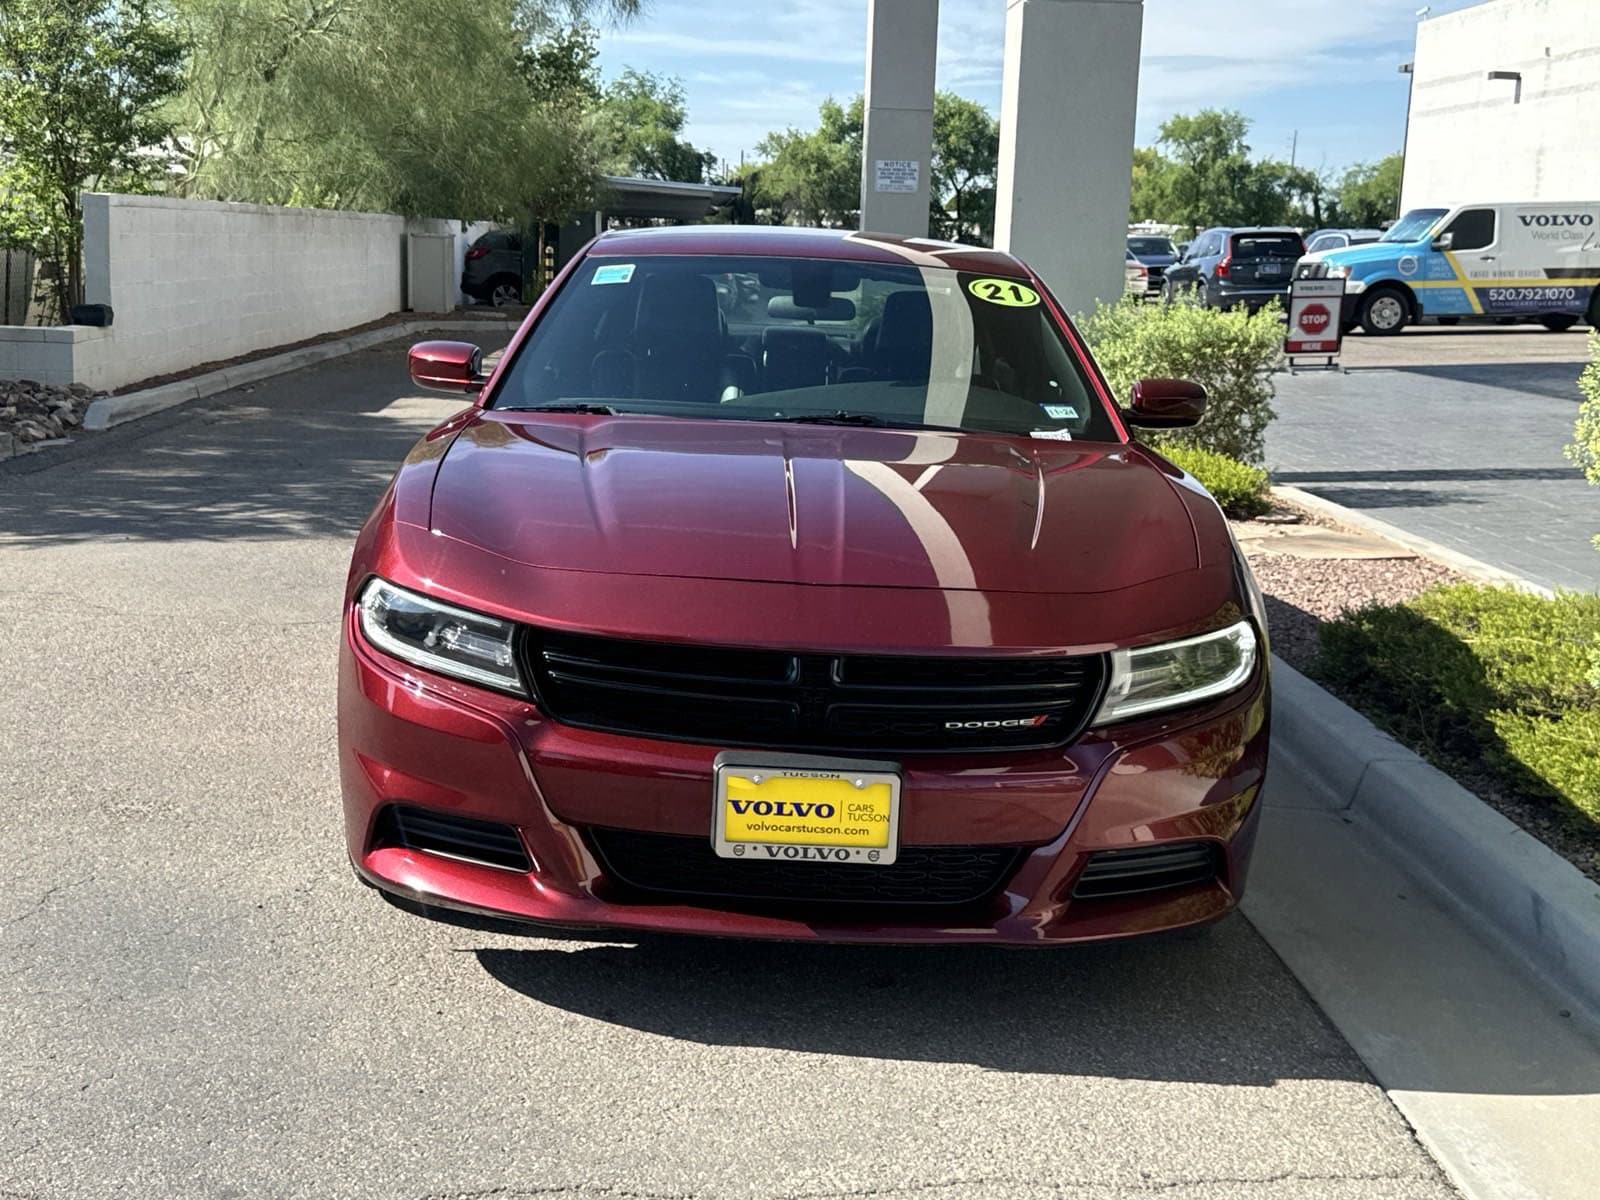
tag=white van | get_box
[1304,201,1600,335]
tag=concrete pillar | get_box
[860,0,938,237]
[995,0,1143,317]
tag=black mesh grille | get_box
[522,629,1105,753]
[1072,842,1221,899]
[588,828,1024,906]
[372,805,531,872]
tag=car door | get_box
[1435,207,1498,281]
[1168,232,1211,287]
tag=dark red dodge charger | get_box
[339,226,1269,944]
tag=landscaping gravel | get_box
[1242,535,1600,885]
[0,379,99,456]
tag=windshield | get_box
[1381,209,1448,243]
[1231,232,1303,258]
[1128,237,1175,256]
[491,253,1118,441]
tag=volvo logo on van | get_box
[1518,213,1594,227]
[944,715,1051,730]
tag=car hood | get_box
[426,414,1201,595]
[1133,253,1179,267]
[1319,241,1412,269]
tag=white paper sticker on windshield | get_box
[1043,405,1078,420]
[1030,429,1074,441]
[592,263,635,285]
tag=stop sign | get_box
[1299,303,1332,333]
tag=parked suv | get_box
[1127,234,1179,298]
[1161,227,1305,311]
[462,229,528,306]
[1302,228,1383,255]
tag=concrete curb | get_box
[1271,656,1600,1018]
[82,316,518,432]
[1271,484,1556,597]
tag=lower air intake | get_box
[588,828,1022,907]
[1072,842,1222,899]
[373,805,531,872]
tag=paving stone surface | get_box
[1269,332,1597,592]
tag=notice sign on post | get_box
[874,159,920,194]
[1285,278,1346,358]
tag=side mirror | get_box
[1126,378,1207,429]
[1431,231,1454,251]
[408,340,487,394]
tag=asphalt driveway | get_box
[0,337,1456,1199]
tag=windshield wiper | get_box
[499,402,619,415]
[765,411,962,432]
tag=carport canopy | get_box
[597,175,741,222]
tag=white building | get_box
[1402,0,1600,209]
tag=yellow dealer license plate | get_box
[711,752,901,866]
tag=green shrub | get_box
[1079,295,1284,464]
[1158,443,1270,518]
[1317,583,1600,828]
[1569,331,1600,550]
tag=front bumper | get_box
[339,614,1270,946]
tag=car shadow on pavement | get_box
[470,919,1376,1087]
[0,335,502,547]
[1373,360,1590,401]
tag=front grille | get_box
[372,805,531,872]
[588,828,1023,906]
[521,629,1105,753]
[1072,842,1222,899]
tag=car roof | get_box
[585,225,1033,279]
[1221,226,1303,235]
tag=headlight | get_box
[1092,621,1258,725]
[1323,263,1350,279]
[356,578,524,694]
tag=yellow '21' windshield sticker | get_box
[968,278,1040,307]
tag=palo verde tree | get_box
[167,0,640,219]
[0,0,185,317]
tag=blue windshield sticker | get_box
[1043,405,1078,420]
[592,263,635,285]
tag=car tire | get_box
[1358,286,1410,336]
[1540,313,1578,333]
[487,276,523,307]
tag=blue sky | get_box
[596,0,1484,178]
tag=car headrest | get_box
[635,273,720,338]
[875,289,933,351]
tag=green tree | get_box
[1338,153,1404,227]
[752,96,863,227]
[595,69,715,183]
[1157,108,1252,232]
[518,21,600,108]
[0,0,185,316]
[1129,146,1174,224]
[168,0,639,218]
[929,91,998,245]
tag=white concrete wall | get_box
[405,216,499,308]
[0,326,111,390]
[995,0,1143,319]
[78,194,405,388]
[0,195,495,393]
[1403,0,1600,209]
